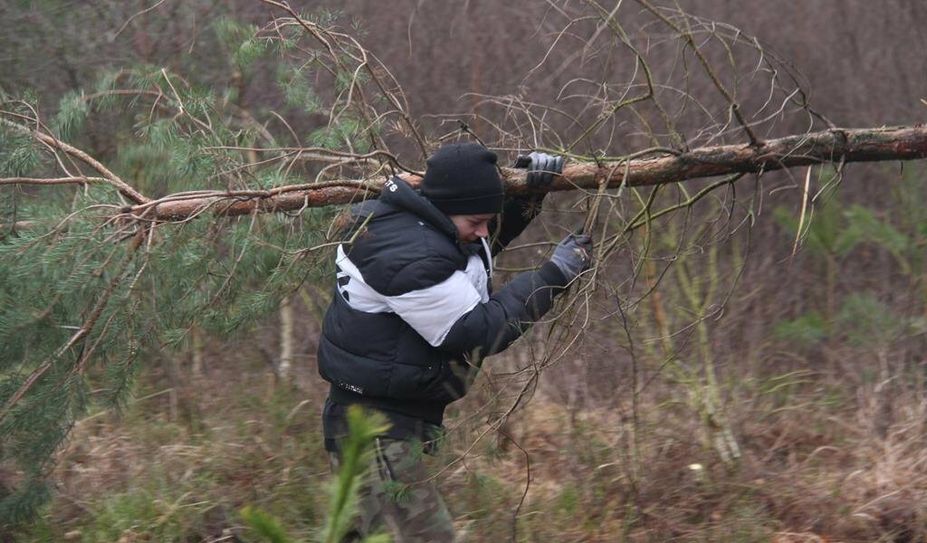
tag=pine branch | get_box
[8,125,926,225]
[0,118,150,204]
[0,234,143,426]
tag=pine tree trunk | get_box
[278,295,295,381]
[190,326,205,377]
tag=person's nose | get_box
[476,223,489,238]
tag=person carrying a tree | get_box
[317,142,592,541]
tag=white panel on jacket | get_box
[385,269,483,347]
[335,245,489,347]
[335,245,391,313]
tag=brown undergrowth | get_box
[15,340,927,542]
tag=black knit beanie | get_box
[421,142,504,215]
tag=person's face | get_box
[449,214,494,243]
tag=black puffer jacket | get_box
[318,177,568,428]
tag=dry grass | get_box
[13,340,927,542]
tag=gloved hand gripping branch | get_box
[514,151,565,192]
[550,233,593,282]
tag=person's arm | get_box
[489,196,543,255]
[437,260,568,357]
[489,152,564,255]
[384,233,591,358]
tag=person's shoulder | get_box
[347,210,464,295]
[382,252,462,296]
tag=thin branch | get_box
[0,118,150,204]
[0,176,107,187]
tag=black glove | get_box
[550,233,593,281]
[514,151,564,191]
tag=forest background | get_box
[2,0,927,541]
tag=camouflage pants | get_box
[329,438,457,542]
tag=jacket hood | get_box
[379,177,459,242]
